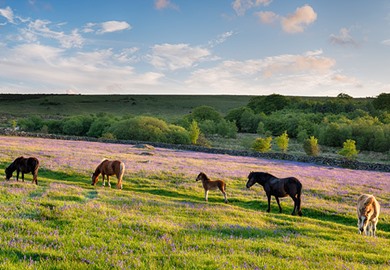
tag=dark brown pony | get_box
[246,172,302,216]
[5,156,39,185]
[196,172,228,203]
[91,159,125,189]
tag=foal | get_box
[196,172,227,203]
[357,194,380,236]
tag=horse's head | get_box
[246,172,256,188]
[91,173,99,186]
[358,211,370,234]
[4,166,12,181]
[196,172,206,182]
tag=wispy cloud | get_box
[382,39,390,46]
[155,0,179,10]
[329,28,358,47]
[0,6,15,24]
[148,43,212,71]
[208,31,235,48]
[21,19,84,48]
[232,0,272,16]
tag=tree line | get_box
[15,93,390,154]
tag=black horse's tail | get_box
[28,157,40,185]
[296,180,303,216]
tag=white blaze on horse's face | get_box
[358,216,368,234]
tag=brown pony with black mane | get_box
[5,156,39,185]
[91,159,125,189]
[196,172,228,203]
[246,172,302,216]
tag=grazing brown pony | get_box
[357,194,380,236]
[196,172,228,203]
[91,159,125,189]
[246,172,302,216]
[5,156,39,185]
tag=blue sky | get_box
[0,0,389,97]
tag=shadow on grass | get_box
[0,248,63,263]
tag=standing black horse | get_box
[246,172,302,216]
[5,156,40,185]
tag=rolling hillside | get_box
[0,135,389,269]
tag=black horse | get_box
[246,172,302,216]
[5,156,40,185]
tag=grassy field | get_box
[0,94,251,121]
[0,135,389,269]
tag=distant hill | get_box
[0,94,251,120]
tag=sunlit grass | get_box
[0,136,389,269]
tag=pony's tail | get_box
[118,162,125,189]
[297,181,303,216]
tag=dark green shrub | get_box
[18,115,44,132]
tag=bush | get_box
[338,139,359,160]
[87,116,115,138]
[275,131,289,153]
[189,120,200,144]
[62,115,94,136]
[109,116,190,144]
[252,137,272,153]
[303,136,320,156]
[189,106,223,123]
[18,115,44,132]
[216,120,237,138]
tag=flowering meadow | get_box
[0,135,389,269]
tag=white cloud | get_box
[0,6,14,23]
[382,39,390,45]
[98,21,131,34]
[329,28,358,47]
[281,5,317,33]
[83,21,131,34]
[232,0,272,16]
[0,43,164,94]
[148,43,212,70]
[185,51,344,96]
[155,0,178,10]
[255,11,279,24]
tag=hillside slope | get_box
[0,136,389,269]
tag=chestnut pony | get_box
[357,194,380,236]
[91,159,125,189]
[196,172,228,203]
[246,172,302,216]
[5,156,39,185]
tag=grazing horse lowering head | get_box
[357,194,380,236]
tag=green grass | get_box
[1,162,389,269]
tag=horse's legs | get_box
[291,196,298,215]
[275,196,282,213]
[204,189,209,202]
[16,170,20,181]
[266,194,271,212]
[107,175,111,188]
[116,177,122,190]
[220,188,228,203]
[102,175,105,187]
[22,172,25,182]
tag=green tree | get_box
[189,120,200,144]
[252,137,272,153]
[338,139,359,160]
[275,131,289,153]
[372,93,390,111]
[303,136,320,156]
